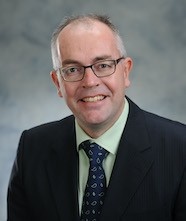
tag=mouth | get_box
[81,95,106,103]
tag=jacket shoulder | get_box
[17,115,75,160]
[26,115,75,136]
[127,97,186,142]
[144,110,186,133]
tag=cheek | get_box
[59,82,77,102]
[108,73,126,92]
[116,67,130,90]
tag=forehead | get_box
[57,21,120,62]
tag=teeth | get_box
[82,95,105,102]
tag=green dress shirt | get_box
[76,98,129,213]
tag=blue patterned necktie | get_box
[80,140,109,221]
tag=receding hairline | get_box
[53,14,119,38]
[51,14,127,70]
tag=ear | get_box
[123,57,133,88]
[50,71,63,97]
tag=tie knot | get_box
[80,141,108,165]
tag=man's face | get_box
[51,21,133,137]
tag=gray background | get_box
[0,0,186,220]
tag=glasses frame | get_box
[57,56,125,82]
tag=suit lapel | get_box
[45,117,80,220]
[101,99,154,220]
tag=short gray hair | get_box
[51,14,127,70]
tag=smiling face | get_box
[51,20,133,138]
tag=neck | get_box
[80,124,109,139]
[77,109,124,139]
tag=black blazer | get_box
[7,98,186,221]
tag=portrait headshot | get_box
[0,1,186,221]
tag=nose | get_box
[82,66,100,88]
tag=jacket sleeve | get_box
[7,131,31,221]
[174,166,186,221]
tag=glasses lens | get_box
[61,66,84,82]
[93,60,115,77]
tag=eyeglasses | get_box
[57,57,124,82]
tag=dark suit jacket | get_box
[7,98,186,221]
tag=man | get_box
[7,14,186,221]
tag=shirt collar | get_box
[76,97,129,155]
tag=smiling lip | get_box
[81,95,106,102]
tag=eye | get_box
[95,61,113,71]
[99,63,111,69]
[100,63,110,68]
[64,66,80,75]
